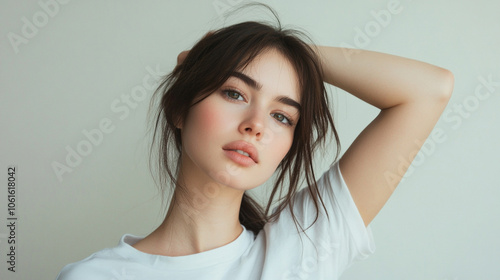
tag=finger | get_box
[177,50,190,65]
[202,31,214,39]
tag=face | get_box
[179,49,301,191]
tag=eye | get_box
[223,89,245,101]
[271,113,294,126]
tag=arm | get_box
[314,46,454,227]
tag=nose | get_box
[239,109,265,140]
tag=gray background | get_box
[1,0,499,279]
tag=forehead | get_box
[238,49,301,102]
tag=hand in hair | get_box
[176,31,214,66]
[314,46,454,227]
[176,50,189,66]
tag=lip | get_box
[222,140,259,166]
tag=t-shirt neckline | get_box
[114,224,254,270]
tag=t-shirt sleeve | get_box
[56,262,91,280]
[279,160,376,275]
[55,251,117,280]
[326,160,376,262]
[55,261,102,280]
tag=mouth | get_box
[232,149,251,157]
[222,141,259,165]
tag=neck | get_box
[134,157,245,256]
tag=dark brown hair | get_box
[147,10,340,239]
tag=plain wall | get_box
[0,0,499,279]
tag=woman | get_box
[56,12,454,280]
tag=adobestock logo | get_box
[109,266,136,280]
[212,0,246,17]
[442,75,499,129]
[177,124,282,225]
[51,65,166,182]
[7,0,71,54]
[384,73,500,187]
[341,0,405,62]
[281,238,340,280]
[177,160,247,226]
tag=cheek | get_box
[275,137,293,161]
[196,107,221,133]
[259,128,294,165]
[183,97,229,139]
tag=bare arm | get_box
[314,46,454,227]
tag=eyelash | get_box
[221,89,295,127]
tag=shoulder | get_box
[55,238,133,280]
[282,160,375,253]
[255,161,375,277]
[56,252,108,280]
[57,249,124,280]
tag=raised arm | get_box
[314,46,454,227]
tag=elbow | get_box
[436,68,455,103]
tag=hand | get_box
[176,50,190,66]
[175,31,214,67]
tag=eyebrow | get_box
[230,71,302,112]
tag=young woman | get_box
[56,14,454,280]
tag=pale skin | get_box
[315,47,454,226]
[132,45,454,256]
[134,49,300,256]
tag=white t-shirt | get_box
[56,161,375,280]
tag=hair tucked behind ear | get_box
[147,5,340,238]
